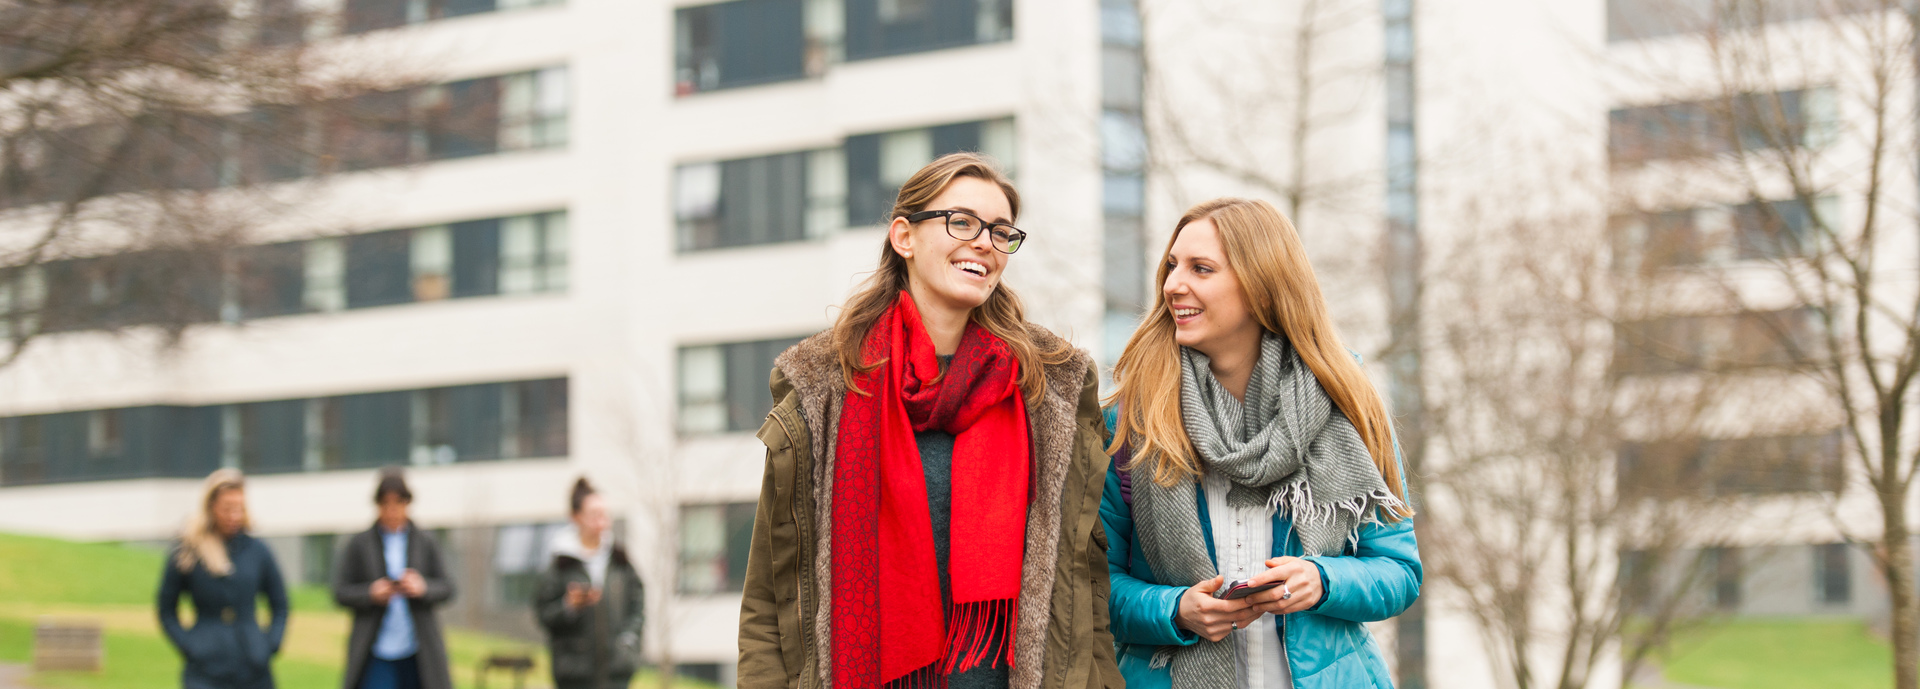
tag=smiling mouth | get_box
[1172,306,1202,319]
[954,260,988,278]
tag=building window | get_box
[1617,431,1843,499]
[346,230,415,309]
[237,400,308,474]
[675,0,808,95]
[344,0,563,35]
[302,533,338,586]
[1706,547,1741,611]
[237,242,308,319]
[1609,89,1836,166]
[678,502,756,594]
[845,118,1014,227]
[501,68,570,150]
[1815,542,1851,605]
[494,522,567,606]
[844,0,1011,61]
[1613,309,1818,375]
[676,152,809,251]
[1608,0,1833,43]
[678,337,806,434]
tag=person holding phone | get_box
[333,468,456,689]
[1100,198,1422,689]
[736,152,1122,689]
[535,478,644,689]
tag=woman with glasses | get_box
[1101,198,1420,689]
[737,151,1123,689]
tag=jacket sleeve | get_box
[738,369,798,686]
[332,533,378,610]
[156,552,190,656]
[534,564,585,633]
[1101,416,1198,649]
[1302,436,1423,623]
[621,563,646,640]
[260,545,290,653]
[418,531,456,605]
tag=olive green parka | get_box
[737,326,1123,689]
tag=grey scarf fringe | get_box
[1131,332,1402,689]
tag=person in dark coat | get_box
[534,478,645,689]
[333,468,456,689]
[158,469,291,689]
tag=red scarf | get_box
[832,292,1030,688]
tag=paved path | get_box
[0,662,30,689]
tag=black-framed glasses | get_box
[906,209,1026,254]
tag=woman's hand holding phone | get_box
[1176,575,1261,642]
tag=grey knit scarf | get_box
[1131,332,1402,688]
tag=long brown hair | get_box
[832,151,1072,400]
[176,468,248,574]
[1106,198,1410,517]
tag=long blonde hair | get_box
[176,469,248,575]
[1106,198,1410,517]
[832,151,1073,400]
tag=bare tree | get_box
[1608,0,1920,684]
[1417,163,1777,688]
[0,0,416,367]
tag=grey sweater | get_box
[913,356,1011,689]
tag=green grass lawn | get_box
[1661,618,1892,689]
[0,532,717,689]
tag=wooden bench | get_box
[33,619,102,672]
[475,652,534,689]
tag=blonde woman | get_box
[1102,198,1421,689]
[737,152,1122,689]
[158,469,291,689]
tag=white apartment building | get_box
[0,0,1899,687]
[0,0,1126,684]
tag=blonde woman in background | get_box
[158,469,291,689]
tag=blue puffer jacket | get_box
[1101,410,1422,689]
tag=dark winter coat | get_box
[157,533,290,689]
[331,522,456,689]
[533,539,646,689]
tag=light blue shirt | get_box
[372,527,418,660]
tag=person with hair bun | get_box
[1102,198,1422,689]
[535,478,645,689]
[158,469,290,689]
[737,152,1123,689]
[333,468,455,689]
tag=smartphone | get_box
[1214,578,1282,600]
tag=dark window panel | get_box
[330,90,416,172]
[1709,547,1742,610]
[451,218,502,297]
[166,406,224,478]
[438,0,498,19]
[302,534,338,585]
[238,242,307,319]
[725,502,756,591]
[1816,543,1851,605]
[844,132,885,227]
[448,383,504,462]
[427,77,501,160]
[1,417,46,485]
[723,338,802,432]
[255,0,308,46]
[338,391,411,469]
[714,152,807,249]
[238,106,314,183]
[344,0,408,34]
[675,0,806,94]
[511,378,568,458]
[39,412,86,484]
[345,230,413,308]
[930,121,982,158]
[845,0,999,61]
[1734,198,1813,261]
[241,400,307,474]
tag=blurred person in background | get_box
[1102,198,1421,689]
[535,478,645,689]
[158,469,290,689]
[737,152,1122,689]
[333,468,456,689]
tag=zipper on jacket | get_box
[770,405,815,689]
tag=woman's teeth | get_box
[1173,307,1202,317]
[955,261,988,277]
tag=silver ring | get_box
[1281,592,1292,601]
